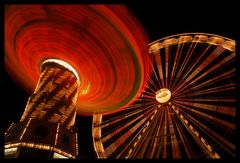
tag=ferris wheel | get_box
[92,33,236,159]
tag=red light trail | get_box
[5,5,151,116]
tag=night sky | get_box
[2,0,236,159]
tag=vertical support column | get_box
[5,59,80,159]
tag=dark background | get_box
[2,0,236,159]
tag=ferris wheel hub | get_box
[155,88,171,103]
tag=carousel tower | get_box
[4,5,150,159]
[5,59,80,158]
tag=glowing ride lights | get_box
[5,59,80,158]
[155,88,171,103]
[4,5,151,158]
[42,59,80,82]
[92,33,236,159]
[5,5,151,116]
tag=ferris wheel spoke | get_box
[93,33,236,158]
[172,46,225,95]
[173,101,235,130]
[104,107,160,157]
[174,68,235,98]
[171,104,222,158]
[170,42,197,92]
[178,107,235,157]
[153,51,165,88]
[170,44,210,92]
[147,73,160,92]
[131,106,165,158]
[174,99,235,117]
[173,48,234,96]
[175,83,235,100]
[169,43,183,90]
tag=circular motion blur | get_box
[5,5,151,115]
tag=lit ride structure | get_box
[92,33,236,159]
[4,5,150,158]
